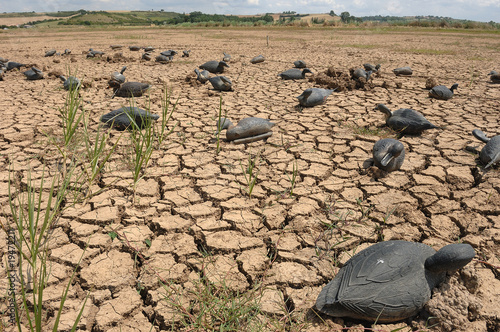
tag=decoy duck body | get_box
[375,104,438,135]
[216,117,275,144]
[472,129,500,168]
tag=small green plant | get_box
[214,95,228,155]
[271,133,301,152]
[239,153,260,198]
[156,85,178,146]
[158,259,263,331]
[5,167,88,332]
[58,83,84,151]
[124,100,156,199]
[286,159,299,196]
[81,110,121,200]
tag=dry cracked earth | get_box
[0,27,499,332]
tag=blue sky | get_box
[2,0,499,22]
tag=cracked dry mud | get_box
[0,27,499,331]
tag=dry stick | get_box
[474,259,500,270]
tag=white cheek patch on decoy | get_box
[376,258,385,265]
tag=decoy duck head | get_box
[215,117,234,134]
[375,104,392,120]
[380,141,405,167]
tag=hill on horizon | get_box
[0,10,496,27]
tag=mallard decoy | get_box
[45,49,56,57]
[363,63,381,72]
[488,70,500,83]
[472,129,500,168]
[393,66,413,76]
[372,138,405,172]
[278,68,312,80]
[112,82,151,98]
[316,241,475,322]
[297,88,334,107]
[101,106,159,131]
[216,117,275,144]
[23,67,44,80]
[59,75,81,91]
[293,60,307,68]
[208,76,232,91]
[108,66,127,88]
[199,60,229,74]
[250,55,265,64]
[375,104,439,135]
[194,68,209,83]
[429,84,458,100]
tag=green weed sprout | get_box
[6,167,88,332]
[240,153,260,198]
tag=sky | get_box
[2,0,499,23]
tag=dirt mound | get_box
[311,66,377,91]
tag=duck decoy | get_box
[156,55,173,63]
[316,240,475,322]
[372,138,405,172]
[112,82,151,98]
[199,60,229,74]
[194,68,209,83]
[129,46,141,51]
[88,48,105,57]
[59,75,81,91]
[375,104,439,135]
[352,68,373,81]
[297,88,334,107]
[393,66,413,76]
[62,49,71,56]
[6,61,26,71]
[488,70,500,83]
[250,55,265,64]
[293,60,307,68]
[142,53,152,61]
[363,63,381,72]
[216,117,275,144]
[23,67,44,80]
[101,107,159,131]
[143,46,155,52]
[182,50,191,57]
[0,69,4,81]
[472,129,500,168]
[428,83,458,100]
[45,49,56,57]
[208,76,232,91]
[278,68,313,80]
[110,45,123,50]
[108,66,127,88]
[223,52,231,62]
[160,50,177,57]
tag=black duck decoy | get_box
[316,240,475,322]
[216,117,275,144]
[375,104,439,135]
[372,138,405,172]
[472,129,500,168]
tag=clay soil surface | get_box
[0,26,499,331]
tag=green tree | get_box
[340,11,351,23]
[329,10,336,17]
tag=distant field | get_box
[0,15,59,26]
[300,14,340,22]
